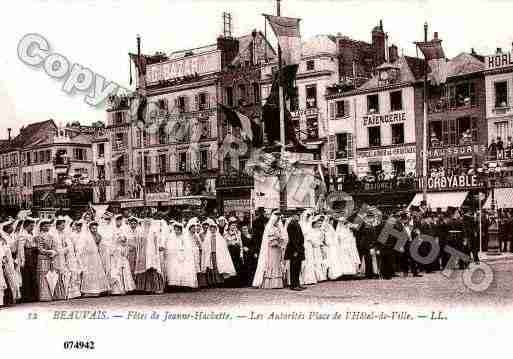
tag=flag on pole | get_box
[220,104,263,146]
[264,14,302,65]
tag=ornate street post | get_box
[487,164,500,255]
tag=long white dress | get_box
[201,228,237,278]
[252,214,285,289]
[336,222,361,275]
[324,221,343,280]
[74,228,110,296]
[299,213,317,285]
[110,225,136,295]
[166,230,198,288]
[309,228,328,282]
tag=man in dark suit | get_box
[285,215,306,291]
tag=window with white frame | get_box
[495,81,508,108]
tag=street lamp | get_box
[478,161,503,256]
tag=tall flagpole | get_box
[422,22,428,203]
[136,34,147,207]
[277,0,287,212]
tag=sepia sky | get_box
[1,0,512,137]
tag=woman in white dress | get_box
[323,217,343,280]
[252,211,286,289]
[165,222,198,289]
[309,216,328,282]
[336,217,361,276]
[201,218,237,287]
[74,221,110,297]
[186,218,204,285]
[0,222,21,306]
[110,215,136,295]
[299,210,317,285]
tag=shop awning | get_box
[483,188,513,209]
[408,191,469,210]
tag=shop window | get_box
[369,162,382,177]
[495,121,509,142]
[367,94,379,113]
[306,60,315,71]
[368,126,381,147]
[391,123,404,145]
[306,85,317,109]
[178,152,187,172]
[390,90,402,111]
[225,87,234,107]
[459,157,473,174]
[429,121,443,146]
[495,81,508,108]
[200,150,208,170]
[306,117,319,139]
[392,160,406,177]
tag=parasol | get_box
[45,268,59,297]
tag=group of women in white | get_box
[0,211,240,306]
[252,209,361,289]
[1,208,362,307]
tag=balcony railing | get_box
[428,97,478,114]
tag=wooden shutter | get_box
[329,102,335,119]
[344,100,350,117]
[449,119,457,145]
[186,151,191,172]
[194,94,199,111]
[174,97,179,112]
[347,133,353,158]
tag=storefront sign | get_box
[418,174,480,191]
[162,198,203,207]
[146,192,171,202]
[363,111,406,126]
[120,200,144,208]
[146,51,221,83]
[357,144,416,158]
[429,144,485,157]
[223,199,251,213]
[485,52,513,70]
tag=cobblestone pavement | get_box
[4,260,512,312]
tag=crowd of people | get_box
[0,201,504,307]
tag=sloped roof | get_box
[231,31,277,65]
[358,56,420,91]
[9,119,57,149]
[301,34,337,57]
[427,52,485,85]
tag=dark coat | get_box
[284,220,305,261]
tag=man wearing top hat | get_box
[284,212,306,290]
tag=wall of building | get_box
[485,69,513,143]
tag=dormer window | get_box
[306,60,315,71]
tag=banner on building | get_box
[264,14,301,65]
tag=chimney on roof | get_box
[471,48,476,55]
[389,44,399,63]
[372,20,386,67]
[7,128,11,142]
[497,47,502,54]
[433,32,438,40]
